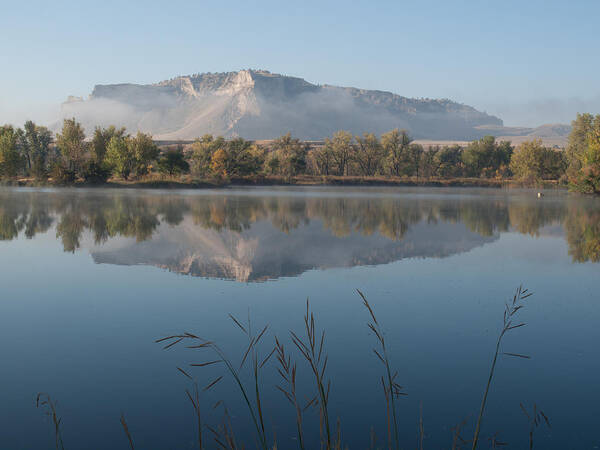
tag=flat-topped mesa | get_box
[62,69,504,140]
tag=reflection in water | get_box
[0,188,599,280]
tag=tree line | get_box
[1,115,599,190]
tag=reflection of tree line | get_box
[0,192,599,262]
[565,205,600,262]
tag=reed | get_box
[274,337,306,450]
[35,285,544,449]
[176,366,204,450]
[471,285,533,449]
[358,289,406,450]
[520,403,550,449]
[156,313,274,450]
[36,393,65,450]
[290,299,334,449]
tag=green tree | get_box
[247,144,266,175]
[326,130,354,176]
[571,115,600,193]
[566,113,594,178]
[92,126,126,163]
[223,138,260,176]
[56,118,86,175]
[157,146,189,176]
[129,132,159,176]
[354,133,385,176]
[210,148,228,178]
[105,135,133,179]
[309,145,334,175]
[462,136,512,178]
[433,145,464,178]
[272,133,306,178]
[264,151,280,175]
[22,121,52,178]
[407,143,424,178]
[419,146,439,179]
[189,134,226,177]
[510,140,545,182]
[382,129,412,176]
[0,126,23,178]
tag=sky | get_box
[1,0,599,127]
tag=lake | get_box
[0,186,598,449]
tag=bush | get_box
[157,147,189,176]
[50,162,76,184]
[82,160,111,184]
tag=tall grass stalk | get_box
[36,393,65,450]
[471,285,533,449]
[274,338,307,450]
[156,315,274,450]
[290,300,333,449]
[176,366,204,449]
[358,289,406,450]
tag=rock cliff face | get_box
[61,69,503,140]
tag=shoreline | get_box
[2,175,566,190]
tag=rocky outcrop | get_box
[61,69,503,140]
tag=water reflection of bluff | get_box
[1,189,598,281]
[91,219,496,282]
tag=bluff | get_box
[61,69,503,140]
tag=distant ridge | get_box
[60,69,506,141]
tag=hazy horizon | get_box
[1,0,599,128]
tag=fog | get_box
[45,76,503,140]
[484,95,600,127]
[2,82,598,137]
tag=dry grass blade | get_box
[190,360,222,367]
[520,402,551,449]
[357,289,378,325]
[120,413,135,450]
[204,376,224,391]
[540,410,550,428]
[451,417,469,450]
[260,347,277,368]
[255,325,269,345]
[155,334,184,343]
[187,342,214,349]
[503,352,531,359]
[229,314,247,334]
[240,337,256,369]
[177,366,193,380]
[163,337,184,350]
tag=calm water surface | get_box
[0,186,598,449]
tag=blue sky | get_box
[1,0,599,126]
